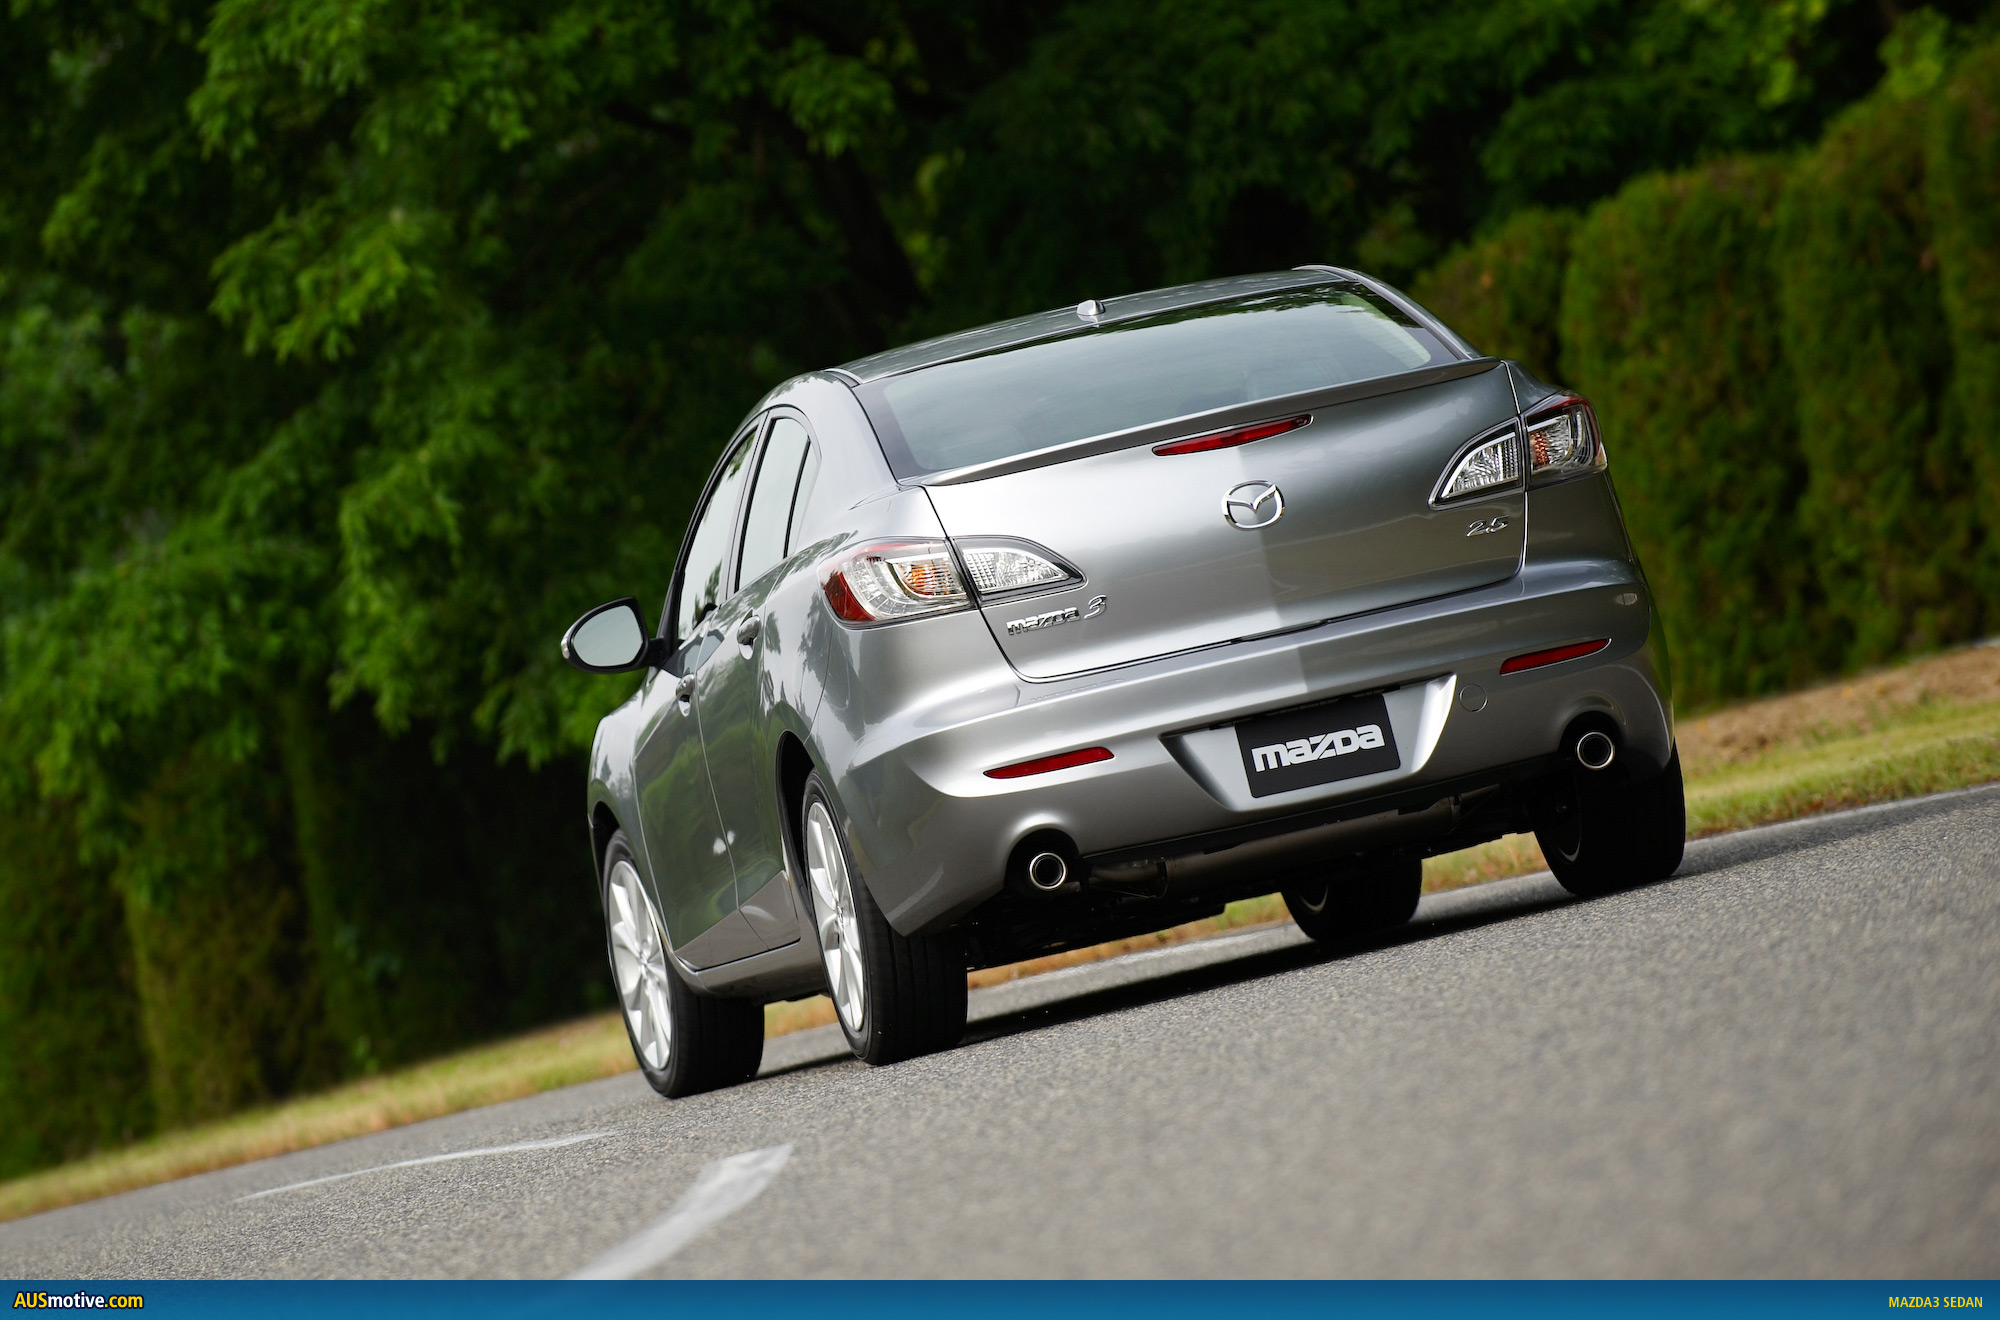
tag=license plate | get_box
[1235,692,1401,798]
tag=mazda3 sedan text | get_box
[562,268,1684,1096]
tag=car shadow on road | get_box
[954,884,1579,1052]
[763,783,2000,1074]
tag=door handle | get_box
[674,673,696,703]
[734,616,762,646]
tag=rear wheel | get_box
[800,772,967,1065]
[1533,746,1686,898]
[601,829,763,1097]
[1283,854,1422,945]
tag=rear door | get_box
[699,412,820,949]
[922,366,1523,679]
[633,427,763,967]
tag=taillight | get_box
[952,539,1081,598]
[1152,414,1311,456]
[1522,393,1605,482]
[820,540,969,624]
[1437,428,1521,501]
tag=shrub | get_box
[1929,34,2000,599]
[1776,85,1980,667]
[1562,158,1828,705]
[1409,209,1575,382]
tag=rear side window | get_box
[858,284,1451,478]
[787,441,821,555]
[674,432,755,641]
[737,417,813,586]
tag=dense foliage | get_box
[1565,157,1821,701]
[1,0,1994,1175]
[1421,22,2000,698]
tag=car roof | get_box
[833,269,1350,385]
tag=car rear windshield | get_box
[855,283,1456,479]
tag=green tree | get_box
[0,0,1973,1174]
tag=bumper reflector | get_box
[1499,638,1611,675]
[985,746,1114,779]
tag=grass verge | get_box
[6,644,1997,1222]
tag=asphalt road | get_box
[5,787,1997,1279]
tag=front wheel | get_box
[601,829,763,1097]
[800,772,966,1065]
[1283,854,1422,945]
[1533,746,1686,898]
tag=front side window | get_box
[737,417,814,587]
[673,431,756,643]
[857,283,1452,478]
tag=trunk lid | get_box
[923,366,1523,679]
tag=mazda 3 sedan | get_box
[562,268,1684,1096]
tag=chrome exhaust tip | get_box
[1026,851,1070,892]
[1575,730,1616,771]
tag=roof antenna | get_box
[1075,299,1103,322]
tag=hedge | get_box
[1409,209,1574,383]
[1562,158,1828,704]
[1929,36,2000,599]
[1776,84,1980,667]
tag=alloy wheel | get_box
[804,799,867,1033]
[605,857,673,1071]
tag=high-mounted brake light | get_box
[985,746,1113,779]
[820,539,969,625]
[1153,414,1311,456]
[1499,638,1610,675]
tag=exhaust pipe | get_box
[1026,851,1069,892]
[1008,831,1081,897]
[1575,730,1616,771]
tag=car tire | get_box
[799,771,967,1065]
[601,829,763,1097]
[1283,854,1422,945]
[1534,746,1687,898]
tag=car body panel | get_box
[698,565,793,946]
[626,662,765,967]
[822,541,1663,937]
[924,363,1524,678]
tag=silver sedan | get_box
[562,268,1683,1095]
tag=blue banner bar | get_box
[4,1281,1994,1320]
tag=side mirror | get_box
[561,598,658,673]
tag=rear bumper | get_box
[823,554,1672,935]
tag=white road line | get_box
[569,1144,794,1279]
[234,1131,616,1202]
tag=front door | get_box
[632,428,761,968]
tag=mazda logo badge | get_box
[1223,481,1284,530]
